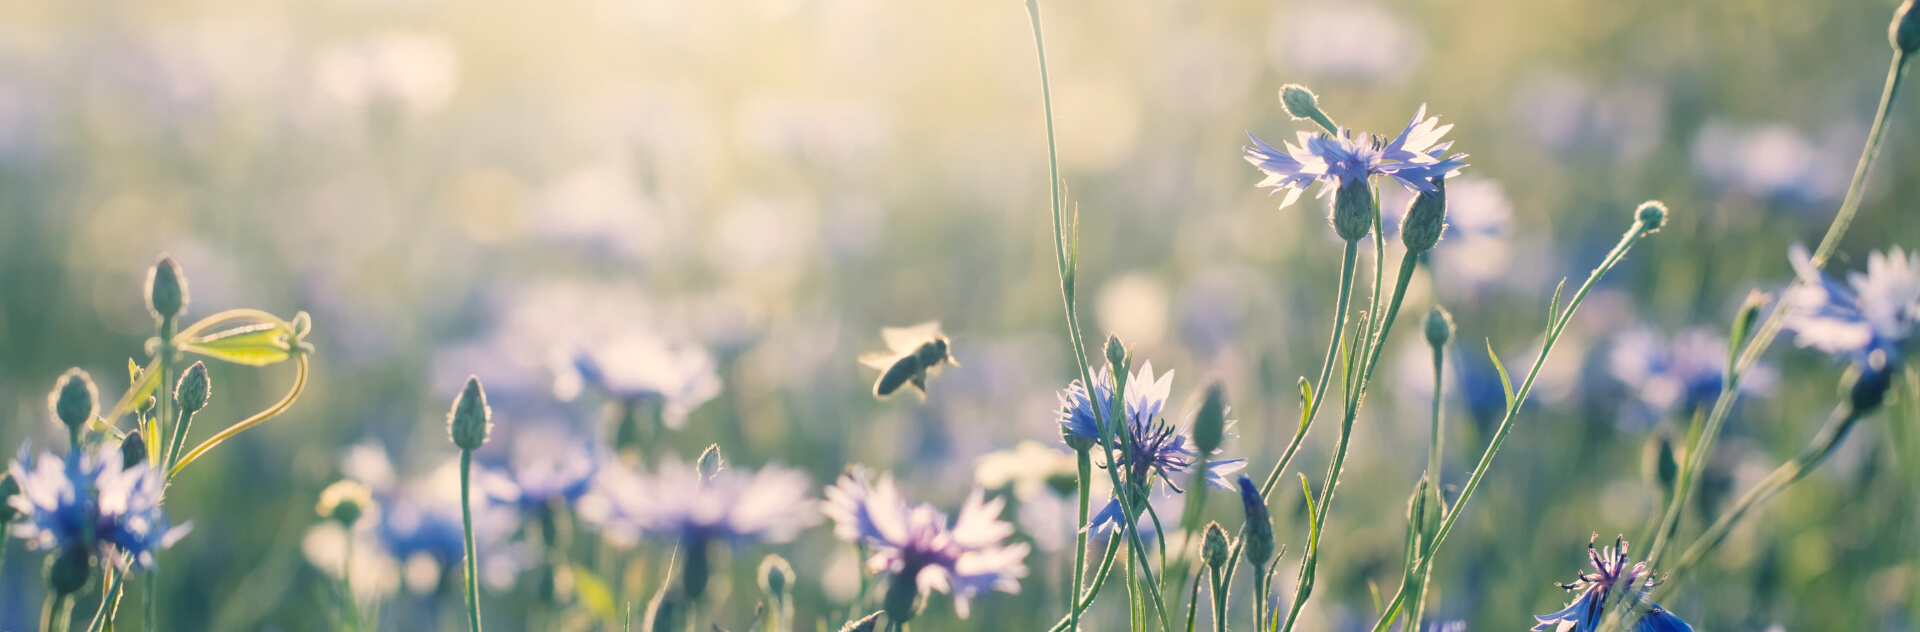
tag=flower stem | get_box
[460,449,484,632]
[1209,566,1227,632]
[44,593,71,632]
[1672,403,1866,576]
[1069,447,1093,632]
[1045,533,1124,632]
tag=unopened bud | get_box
[1192,381,1228,456]
[1424,306,1455,349]
[1236,475,1274,568]
[759,554,795,601]
[1634,201,1669,234]
[317,480,373,528]
[1279,84,1337,132]
[1201,522,1231,571]
[1894,0,1920,54]
[120,431,147,469]
[447,376,492,451]
[146,256,187,320]
[176,362,211,414]
[697,444,725,481]
[1331,179,1375,242]
[1399,177,1448,253]
[51,369,98,439]
[1104,334,1128,372]
[1849,350,1898,414]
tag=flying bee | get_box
[859,321,959,399]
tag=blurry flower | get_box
[479,423,600,518]
[1532,535,1693,632]
[973,440,1076,501]
[582,457,816,547]
[1245,105,1468,208]
[1784,244,1920,366]
[306,447,521,598]
[823,468,1028,618]
[1272,4,1424,81]
[317,480,375,528]
[1510,73,1665,164]
[1693,120,1857,207]
[552,332,722,429]
[1056,362,1245,534]
[7,444,188,570]
[1608,327,1774,424]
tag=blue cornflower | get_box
[479,423,600,518]
[823,468,1029,619]
[1533,535,1693,632]
[1609,327,1773,424]
[1785,244,1920,366]
[7,444,188,570]
[1245,104,1469,208]
[1056,362,1245,534]
[551,333,722,429]
[583,457,817,548]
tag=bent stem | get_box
[1672,403,1866,577]
[170,354,308,477]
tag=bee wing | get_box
[859,351,903,371]
[880,321,943,354]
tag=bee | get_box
[859,322,959,399]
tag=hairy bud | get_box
[1331,179,1375,242]
[447,376,493,451]
[1399,177,1448,253]
[51,369,98,440]
[1237,475,1274,568]
[1424,306,1455,350]
[146,256,188,320]
[1201,522,1231,571]
[176,362,212,414]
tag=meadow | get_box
[2,0,1920,630]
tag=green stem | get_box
[1408,320,1449,629]
[1183,563,1202,632]
[343,532,364,632]
[84,568,124,632]
[1069,447,1093,632]
[144,570,157,632]
[44,593,72,632]
[460,450,484,632]
[1209,566,1227,632]
[1047,534,1124,632]
[1672,403,1865,577]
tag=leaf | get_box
[1548,278,1567,324]
[1486,340,1515,414]
[1299,473,1319,545]
[1296,377,1314,433]
[572,565,618,621]
[179,323,292,367]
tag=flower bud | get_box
[1424,306,1454,350]
[1641,429,1678,496]
[1104,334,1127,372]
[759,554,795,602]
[1236,475,1274,568]
[146,256,188,320]
[1331,179,1375,242]
[0,472,20,523]
[1894,0,1920,55]
[1634,201,1669,235]
[49,545,92,595]
[317,480,373,528]
[1848,350,1898,414]
[176,361,212,414]
[1060,423,1097,452]
[1192,381,1228,456]
[447,376,493,451]
[120,430,147,469]
[697,444,725,481]
[1279,84,1337,132]
[1399,177,1448,253]
[50,369,98,439]
[1201,521,1231,571]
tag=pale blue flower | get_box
[1609,327,1773,423]
[1785,244,1920,364]
[1245,104,1469,207]
[823,468,1029,618]
[1056,362,1244,534]
[584,457,816,547]
[1533,535,1693,632]
[551,333,723,429]
[479,423,600,518]
[7,443,188,570]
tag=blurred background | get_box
[1,0,1918,629]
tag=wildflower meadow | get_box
[3,0,1920,630]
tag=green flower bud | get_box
[1279,84,1339,132]
[120,430,147,469]
[317,480,374,528]
[1634,201,1669,235]
[1201,521,1231,571]
[447,376,492,451]
[175,361,212,414]
[1894,0,1920,55]
[0,472,21,523]
[50,369,98,439]
[759,554,795,602]
[1104,334,1128,372]
[146,256,188,320]
[1424,306,1454,350]
[697,444,725,481]
[1399,177,1448,253]
[1331,179,1375,242]
[49,546,93,595]
[1192,381,1228,456]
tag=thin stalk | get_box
[460,450,484,632]
[1069,447,1093,632]
[343,532,364,632]
[1407,314,1449,629]
[1182,563,1202,632]
[144,570,157,632]
[170,354,308,477]
[44,593,72,632]
[84,568,124,632]
[1672,403,1865,576]
[1046,533,1125,632]
[1209,566,1227,632]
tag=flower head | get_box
[552,333,722,429]
[7,443,188,570]
[1056,362,1245,534]
[1245,104,1469,208]
[823,469,1029,618]
[1785,244,1920,366]
[1609,327,1773,424]
[1532,535,1694,632]
[584,457,817,547]
[479,423,600,518]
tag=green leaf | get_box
[1548,278,1567,324]
[179,323,292,367]
[1485,340,1515,414]
[1299,473,1319,544]
[1296,377,1314,433]
[572,565,618,621]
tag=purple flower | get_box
[478,423,600,518]
[7,444,188,570]
[551,333,723,429]
[1785,244,1920,365]
[1533,535,1693,632]
[583,457,817,547]
[1056,362,1245,534]
[1245,104,1469,208]
[1608,327,1773,423]
[822,468,1029,618]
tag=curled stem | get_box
[169,354,308,478]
